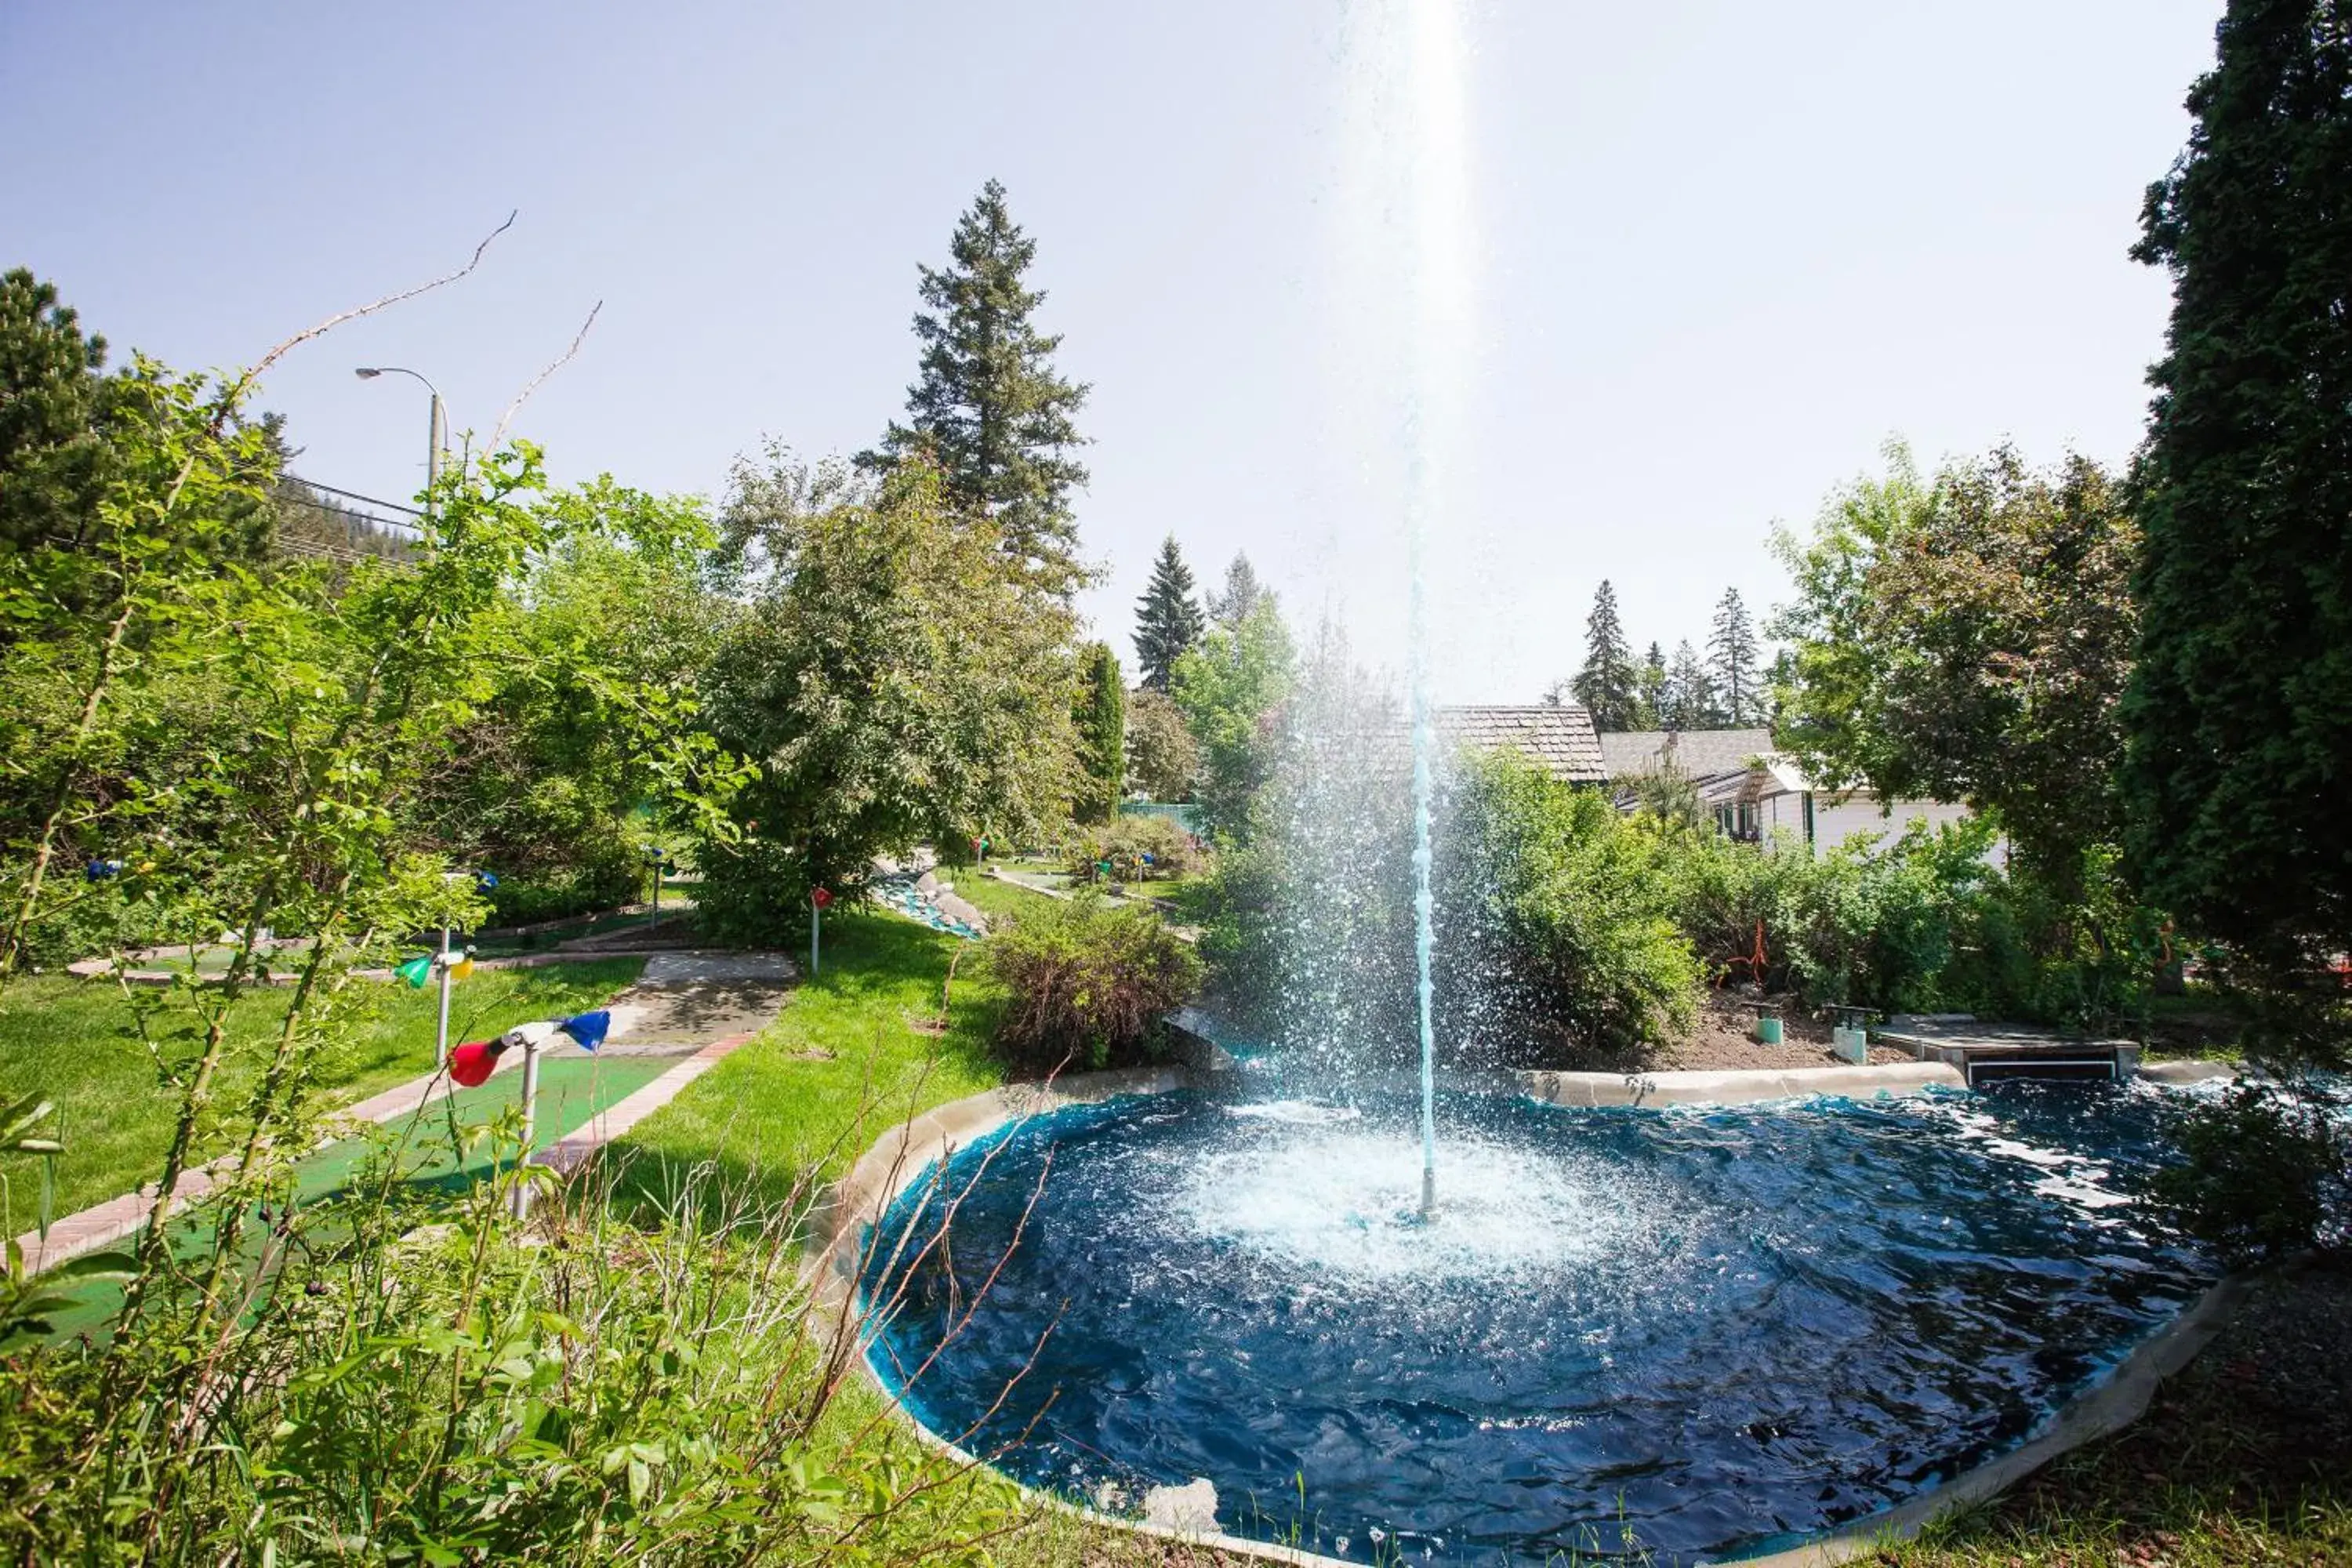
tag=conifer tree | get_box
[1207,553,1268,631]
[1635,641,1668,729]
[1132,534,1206,690]
[1663,640,1716,730]
[859,180,1091,598]
[1708,587,1764,724]
[1569,580,1639,730]
[1075,641,1126,822]
[0,268,114,555]
[2122,0,2352,966]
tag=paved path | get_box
[14,951,794,1277]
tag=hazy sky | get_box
[4,2,2223,701]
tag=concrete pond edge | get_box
[808,1054,2247,1568]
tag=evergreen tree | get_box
[1635,641,1668,729]
[0,268,114,556]
[1569,580,1639,729]
[1207,552,1268,631]
[1075,641,1126,823]
[1663,640,1716,730]
[1707,587,1764,724]
[1132,534,1206,691]
[2122,0,2352,965]
[858,180,1091,598]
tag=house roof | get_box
[1436,705,1610,784]
[1697,754,1817,804]
[1597,728,1777,782]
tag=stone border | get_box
[814,1059,2243,1568]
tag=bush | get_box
[1062,814,1198,885]
[988,895,1203,1073]
[2150,1076,2350,1263]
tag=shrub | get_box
[988,895,1203,1073]
[1063,814,1198,885]
[2149,1076,2350,1263]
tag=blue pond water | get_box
[863,1081,2209,1564]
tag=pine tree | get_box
[1635,641,1668,729]
[1663,640,1716,730]
[1569,580,1639,730]
[1707,588,1764,724]
[2122,0,2352,964]
[1075,641,1127,823]
[858,180,1091,598]
[1207,553,1268,631]
[1132,534,1206,691]
[0,268,114,556]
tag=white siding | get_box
[1809,793,2006,866]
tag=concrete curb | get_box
[814,1063,2241,1568]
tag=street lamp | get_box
[354,365,446,526]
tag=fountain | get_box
[843,5,2221,1561]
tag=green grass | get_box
[610,909,1007,1209]
[0,959,645,1221]
[953,869,1070,927]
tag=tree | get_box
[1172,596,1295,844]
[857,180,1091,599]
[1126,685,1198,800]
[1771,442,2138,889]
[1132,534,1205,690]
[1075,641,1126,822]
[1662,640,1716,731]
[1707,588,1764,724]
[2121,0,2352,967]
[1568,580,1639,730]
[698,450,1077,935]
[1207,553,1267,632]
[0,269,115,557]
[1634,641,1668,729]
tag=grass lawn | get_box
[950,869,1072,927]
[608,908,1008,1210]
[0,958,644,1221]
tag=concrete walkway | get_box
[13,951,794,1276]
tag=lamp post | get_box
[353,365,446,528]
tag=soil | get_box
[1649,990,1916,1072]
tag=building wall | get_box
[1809,793,2005,866]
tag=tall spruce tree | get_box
[1075,641,1127,822]
[1133,534,1206,690]
[1664,640,1716,730]
[1635,641,1668,728]
[858,180,1091,598]
[2122,0,2352,964]
[1207,553,1267,631]
[1569,580,1639,729]
[1708,588,1764,724]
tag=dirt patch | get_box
[1649,991,1914,1073]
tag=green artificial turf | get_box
[0,959,645,1222]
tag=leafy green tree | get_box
[697,449,1078,935]
[1206,552,1266,632]
[1074,641,1126,822]
[1662,639,1716,730]
[1132,534,1205,690]
[1707,587,1764,724]
[1171,595,1295,844]
[1567,579,1638,729]
[2121,0,2352,969]
[1771,442,2137,889]
[857,180,1091,599]
[1124,686,1198,801]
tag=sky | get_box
[4,2,2223,702]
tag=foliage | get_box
[1204,552,1265,633]
[1123,686,1197,801]
[695,452,1077,940]
[1062,813,1197,885]
[1615,753,1704,829]
[1170,594,1295,845]
[1131,534,1203,691]
[1565,579,1638,730]
[1772,441,2138,891]
[856,179,1091,601]
[2120,0,2352,969]
[987,894,1202,1073]
[2150,1075,2350,1263]
[1706,587,1764,724]
[0,269,121,561]
[1633,641,1667,729]
[1662,637,1716,729]
[1073,641,1124,824]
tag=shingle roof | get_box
[1436,705,1610,783]
[1597,728,1776,782]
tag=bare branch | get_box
[484,299,603,453]
[242,210,518,387]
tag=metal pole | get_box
[434,920,453,1069]
[810,898,821,978]
[512,1036,541,1221]
[426,391,444,531]
[649,852,661,930]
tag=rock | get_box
[1140,1476,1219,1533]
